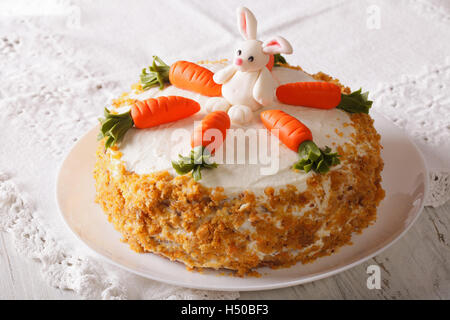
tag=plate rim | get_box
[55,112,429,291]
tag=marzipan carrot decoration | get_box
[276,82,373,113]
[261,109,313,152]
[260,110,340,174]
[277,82,341,109]
[170,61,222,97]
[99,96,200,149]
[172,111,231,181]
[140,56,222,97]
[266,53,287,71]
[190,110,230,153]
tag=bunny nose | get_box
[235,58,243,66]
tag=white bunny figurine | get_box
[206,7,293,125]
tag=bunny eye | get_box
[237,50,242,56]
[248,56,254,62]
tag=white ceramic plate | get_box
[56,112,428,291]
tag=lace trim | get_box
[0,173,239,299]
[427,171,450,207]
[372,57,450,207]
[410,0,450,23]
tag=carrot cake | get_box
[94,7,384,276]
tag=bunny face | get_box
[234,40,269,72]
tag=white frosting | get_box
[111,64,355,196]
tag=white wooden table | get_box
[1,202,449,300]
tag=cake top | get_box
[98,7,373,187]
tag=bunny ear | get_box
[237,7,257,40]
[262,36,293,55]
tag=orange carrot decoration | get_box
[260,109,312,152]
[266,53,287,71]
[276,82,373,113]
[139,56,222,97]
[191,111,230,153]
[132,96,200,129]
[169,61,222,97]
[266,54,275,71]
[274,53,288,67]
[276,82,341,109]
[261,110,340,174]
[173,111,230,181]
[99,96,200,149]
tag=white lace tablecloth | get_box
[0,0,449,299]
